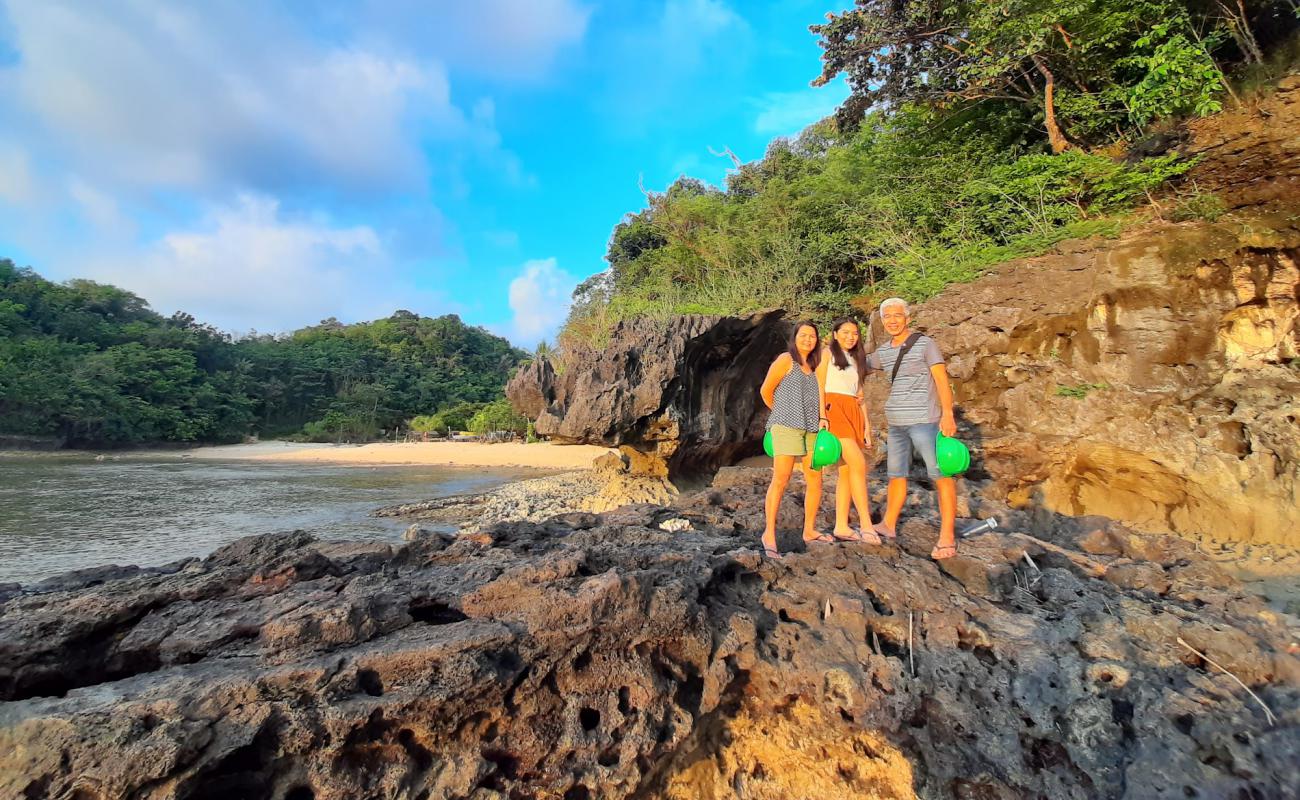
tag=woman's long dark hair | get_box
[827,317,868,388]
[786,320,821,371]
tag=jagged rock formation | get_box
[507,311,789,480]
[883,211,1300,549]
[3,469,1298,799]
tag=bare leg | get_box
[833,458,853,537]
[801,455,825,541]
[842,444,877,534]
[763,455,795,553]
[932,476,958,559]
[875,477,907,539]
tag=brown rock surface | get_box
[507,311,789,479]
[871,210,1300,552]
[1186,73,1300,210]
[2,470,1298,799]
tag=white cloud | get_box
[67,177,131,234]
[78,194,444,334]
[506,257,577,346]
[752,81,851,136]
[0,142,36,204]
[358,0,591,79]
[0,1,461,194]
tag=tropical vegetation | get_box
[0,260,527,447]
[560,1,1298,354]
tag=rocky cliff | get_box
[3,468,1298,799]
[873,74,1300,553]
[507,311,789,479]
[883,209,1299,553]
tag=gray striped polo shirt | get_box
[866,334,945,425]
[767,362,820,432]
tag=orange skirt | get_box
[824,393,865,442]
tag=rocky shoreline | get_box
[3,467,1297,799]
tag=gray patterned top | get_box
[766,361,820,432]
[865,335,945,425]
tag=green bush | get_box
[1170,191,1228,222]
[1055,382,1109,399]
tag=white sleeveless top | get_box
[825,353,860,396]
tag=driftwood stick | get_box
[908,610,915,677]
[1008,532,1108,578]
[1177,637,1278,727]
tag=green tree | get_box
[811,0,1239,151]
[468,398,528,435]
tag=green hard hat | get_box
[763,429,774,458]
[936,433,970,477]
[810,429,842,470]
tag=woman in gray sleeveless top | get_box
[758,321,829,558]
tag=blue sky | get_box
[0,0,848,346]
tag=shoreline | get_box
[2,440,616,471]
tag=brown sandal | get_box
[931,543,958,560]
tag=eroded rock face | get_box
[3,470,1297,799]
[878,211,1300,548]
[1186,73,1300,210]
[507,311,789,479]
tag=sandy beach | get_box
[176,440,615,470]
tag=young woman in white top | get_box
[816,317,880,544]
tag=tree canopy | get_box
[0,261,528,447]
[555,2,1295,355]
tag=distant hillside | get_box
[0,260,528,447]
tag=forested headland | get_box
[0,259,528,448]
[560,0,1299,351]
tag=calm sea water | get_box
[0,456,541,585]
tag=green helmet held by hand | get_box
[810,429,842,470]
[936,433,970,477]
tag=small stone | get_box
[659,518,692,532]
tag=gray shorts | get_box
[886,422,941,479]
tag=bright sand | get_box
[180,440,615,470]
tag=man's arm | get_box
[922,338,956,437]
[930,363,957,437]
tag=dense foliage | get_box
[0,261,527,447]
[810,0,1296,150]
[559,2,1297,353]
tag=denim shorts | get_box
[886,422,941,479]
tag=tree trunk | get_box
[1217,0,1264,64]
[1033,55,1072,154]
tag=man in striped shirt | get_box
[866,298,960,559]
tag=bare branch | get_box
[707,145,743,169]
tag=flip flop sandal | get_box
[872,522,898,540]
[804,532,838,546]
[931,544,958,560]
[762,544,784,560]
[834,529,882,545]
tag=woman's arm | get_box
[760,354,792,410]
[816,348,830,428]
[859,396,872,448]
